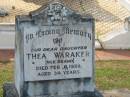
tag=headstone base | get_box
[3,83,103,97]
[3,83,18,97]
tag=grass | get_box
[0,61,14,97]
[0,60,130,96]
[96,60,130,90]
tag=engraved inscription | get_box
[24,25,93,81]
[23,3,93,81]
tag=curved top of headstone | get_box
[17,2,93,26]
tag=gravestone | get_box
[14,2,103,97]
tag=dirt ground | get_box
[102,89,130,97]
